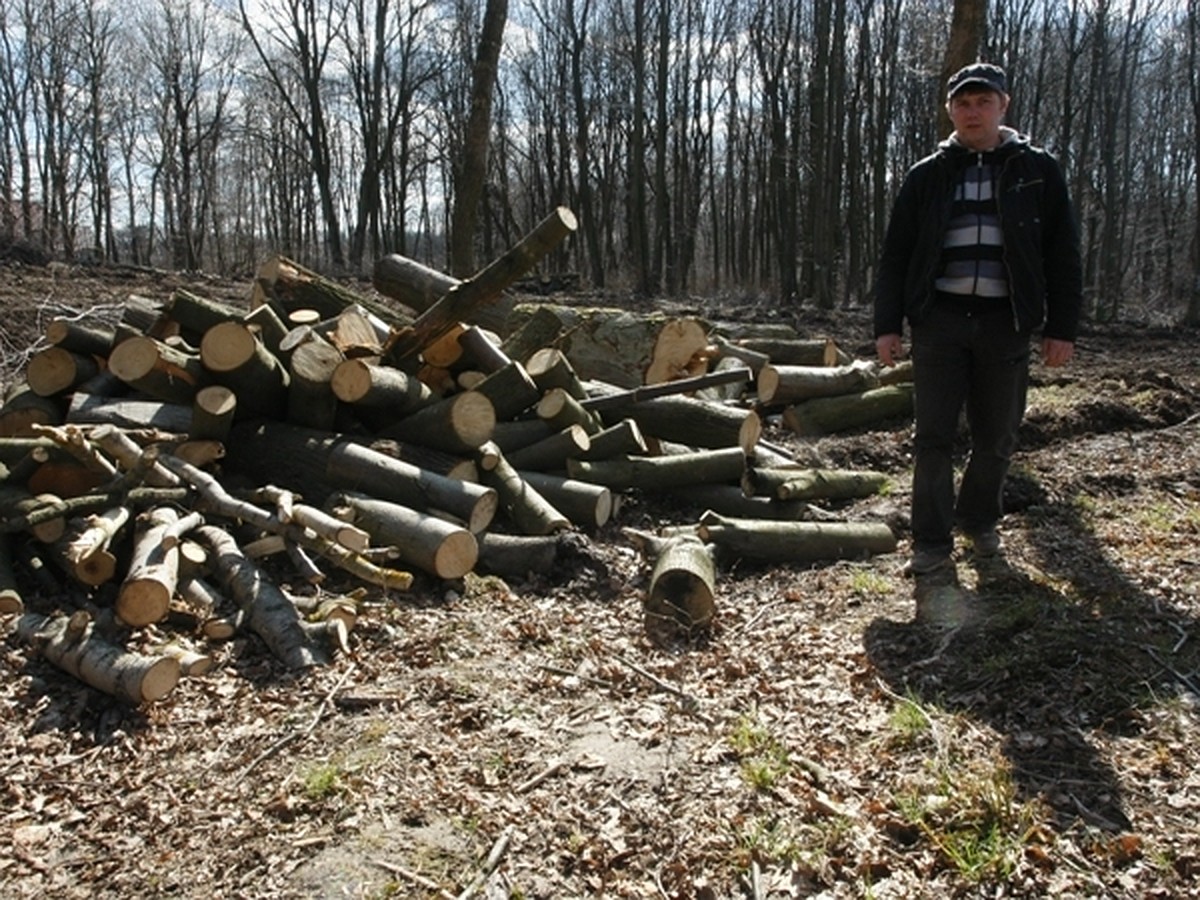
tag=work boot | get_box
[965,527,1002,558]
[903,548,953,576]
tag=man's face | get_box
[946,88,1010,151]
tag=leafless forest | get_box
[1,0,1199,323]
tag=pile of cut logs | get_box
[0,207,914,705]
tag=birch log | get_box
[17,612,180,703]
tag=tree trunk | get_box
[44,318,115,358]
[286,336,343,431]
[376,390,495,455]
[517,470,613,530]
[67,393,194,434]
[732,336,849,367]
[57,506,130,586]
[576,419,648,461]
[331,359,436,427]
[199,321,290,419]
[470,362,541,421]
[588,386,761,453]
[254,255,412,328]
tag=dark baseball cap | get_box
[946,63,1007,98]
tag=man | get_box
[873,62,1082,575]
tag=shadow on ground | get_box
[864,493,1198,834]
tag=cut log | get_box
[289,503,370,554]
[0,534,24,614]
[879,360,915,386]
[17,612,180,703]
[90,425,181,488]
[696,511,897,562]
[470,362,541,421]
[328,491,478,579]
[580,366,752,413]
[57,506,130,585]
[243,303,290,356]
[491,419,554,454]
[576,418,648,461]
[525,348,588,400]
[67,393,193,434]
[586,385,762,453]
[194,524,328,669]
[107,336,207,405]
[364,438,478,482]
[668,484,816,521]
[287,335,343,430]
[325,439,497,533]
[644,318,710,384]
[694,355,754,403]
[384,207,578,361]
[421,322,469,368]
[500,305,566,363]
[506,305,707,388]
[474,532,559,577]
[331,359,436,426]
[376,390,495,455]
[782,384,915,437]
[742,467,890,501]
[255,254,412,328]
[26,348,102,398]
[45,318,116,358]
[537,387,602,435]
[626,531,716,632]
[199,321,290,418]
[0,486,68,542]
[505,425,590,472]
[457,325,510,373]
[0,384,65,438]
[735,336,849,366]
[757,359,880,406]
[711,335,770,376]
[566,446,746,491]
[518,470,612,530]
[477,442,570,535]
[372,253,460,314]
[116,506,186,627]
[165,288,244,336]
[190,385,237,442]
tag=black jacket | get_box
[873,130,1083,342]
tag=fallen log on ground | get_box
[757,359,879,407]
[783,384,915,437]
[566,446,746,491]
[742,467,891,502]
[585,385,762,453]
[696,511,897,562]
[17,611,180,703]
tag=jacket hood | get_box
[938,126,1025,155]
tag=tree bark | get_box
[375,390,495,455]
[67,393,193,434]
[385,207,577,362]
[697,511,897,562]
[18,612,180,703]
[757,359,879,406]
[782,384,914,437]
[470,362,541,421]
[44,318,115,358]
[566,446,745,490]
[328,491,478,579]
[576,419,648,461]
[331,359,436,426]
[26,348,102,398]
[194,524,328,669]
[108,336,207,405]
[742,467,890,501]
[517,470,613,530]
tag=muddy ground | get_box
[1,263,1198,899]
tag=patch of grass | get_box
[887,692,932,747]
[730,815,802,866]
[729,709,791,791]
[849,569,894,599]
[893,756,1042,882]
[302,761,343,800]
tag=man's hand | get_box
[876,333,904,368]
[1041,337,1074,368]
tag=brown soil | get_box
[2,264,1198,898]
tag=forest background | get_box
[2,0,1199,326]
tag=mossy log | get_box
[164,288,245,337]
[576,418,648,461]
[667,484,816,521]
[0,485,68,542]
[256,255,412,328]
[734,336,849,366]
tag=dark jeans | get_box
[909,303,1031,555]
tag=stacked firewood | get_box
[0,207,913,704]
